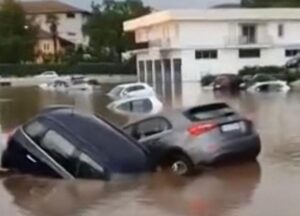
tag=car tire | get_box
[161,154,194,176]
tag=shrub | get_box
[0,62,136,77]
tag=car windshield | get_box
[109,86,124,96]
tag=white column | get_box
[170,58,176,107]
[137,60,140,82]
[152,60,156,90]
[161,60,166,99]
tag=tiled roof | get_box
[20,0,88,14]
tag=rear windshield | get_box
[183,103,235,122]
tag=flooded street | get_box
[1,84,300,216]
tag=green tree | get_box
[83,0,151,62]
[241,0,300,7]
[0,0,37,63]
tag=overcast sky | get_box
[55,0,240,10]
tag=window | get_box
[43,43,50,51]
[239,49,260,58]
[24,120,47,142]
[40,130,76,174]
[125,117,172,140]
[256,83,283,92]
[240,24,256,44]
[195,50,218,59]
[278,24,284,37]
[76,153,106,179]
[285,49,300,57]
[67,32,76,36]
[117,99,153,114]
[126,85,145,93]
[66,12,75,18]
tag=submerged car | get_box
[35,71,59,79]
[1,107,153,180]
[107,96,163,116]
[39,78,94,92]
[213,74,243,91]
[107,83,155,100]
[247,80,290,93]
[123,103,261,176]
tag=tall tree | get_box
[46,14,59,63]
[241,0,300,7]
[83,0,151,62]
[0,0,37,63]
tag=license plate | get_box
[221,122,241,132]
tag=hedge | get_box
[0,62,136,77]
[238,66,300,83]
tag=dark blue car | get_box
[1,106,153,180]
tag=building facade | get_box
[21,0,89,63]
[124,9,300,82]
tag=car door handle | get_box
[26,154,37,163]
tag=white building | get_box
[124,9,300,83]
[21,0,89,46]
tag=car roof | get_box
[34,107,151,173]
[115,82,148,88]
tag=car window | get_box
[40,130,76,175]
[24,120,48,143]
[257,83,283,92]
[76,153,106,179]
[126,117,172,140]
[184,104,235,122]
[117,99,153,114]
[132,99,153,113]
[126,85,145,92]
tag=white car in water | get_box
[107,83,155,100]
[39,78,93,92]
[34,71,59,79]
[247,80,291,93]
[107,96,163,116]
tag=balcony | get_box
[149,38,171,49]
[225,35,273,48]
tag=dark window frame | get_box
[66,12,76,18]
[195,50,218,59]
[239,49,261,58]
[285,49,300,57]
[278,24,284,37]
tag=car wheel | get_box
[161,154,194,176]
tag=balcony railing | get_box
[149,38,171,48]
[225,35,273,47]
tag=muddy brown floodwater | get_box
[1,84,300,216]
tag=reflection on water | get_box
[1,83,300,215]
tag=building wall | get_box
[28,12,88,46]
[133,18,300,83]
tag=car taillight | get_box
[188,123,217,137]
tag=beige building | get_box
[20,0,90,63]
